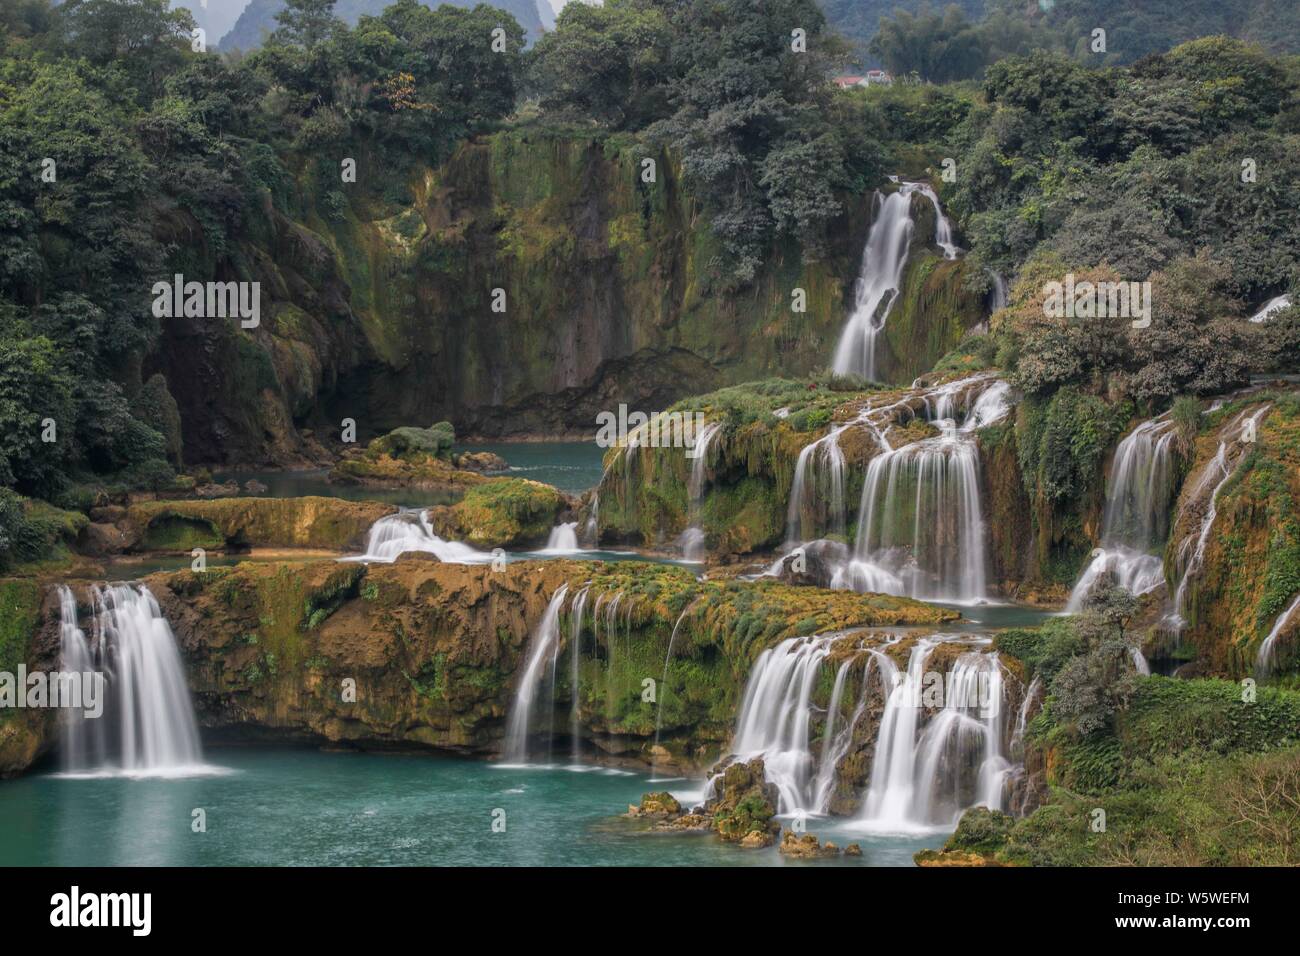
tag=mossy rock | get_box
[450,478,565,548]
[126,497,396,552]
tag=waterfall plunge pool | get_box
[0,750,942,867]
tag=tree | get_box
[868,4,986,84]
[273,0,342,50]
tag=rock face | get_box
[121,497,397,553]
[706,759,781,847]
[0,559,955,778]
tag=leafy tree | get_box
[272,0,342,49]
[868,4,986,83]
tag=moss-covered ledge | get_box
[123,496,397,552]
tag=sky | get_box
[171,1,587,45]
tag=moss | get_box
[127,497,395,551]
[451,478,564,548]
[0,580,41,680]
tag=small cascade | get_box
[502,585,570,764]
[1067,416,1177,611]
[1257,592,1300,676]
[858,640,1012,831]
[345,510,488,564]
[650,603,696,780]
[784,426,848,546]
[539,522,580,553]
[57,586,103,771]
[988,271,1009,313]
[1249,294,1292,324]
[678,421,722,561]
[1166,407,1270,631]
[58,584,206,776]
[832,181,960,379]
[912,182,960,259]
[568,586,590,761]
[811,653,878,813]
[583,492,599,544]
[837,377,1007,603]
[726,636,834,815]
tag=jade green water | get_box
[0,751,941,867]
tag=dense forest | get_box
[2,0,1297,568]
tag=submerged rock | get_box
[778,830,843,858]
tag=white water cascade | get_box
[831,181,959,380]
[1166,407,1270,631]
[58,584,207,776]
[1066,416,1177,612]
[783,426,848,545]
[1249,294,1292,324]
[540,522,580,553]
[1257,592,1300,676]
[726,636,833,814]
[858,640,1011,832]
[835,377,1008,603]
[678,421,722,561]
[502,584,570,763]
[345,510,489,563]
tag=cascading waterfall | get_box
[345,510,488,563]
[1249,294,1292,324]
[58,584,206,776]
[58,585,103,771]
[1166,407,1271,631]
[1066,416,1177,611]
[502,584,570,763]
[836,377,1008,603]
[831,181,960,380]
[1257,592,1300,676]
[858,639,1011,831]
[540,522,580,553]
[569,586,590,761]
[726,636,833,815]
[678,422,722,561]
[784,426,848,546]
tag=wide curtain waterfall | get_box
[58,584,205,775]
[1066,416,1177,611]
[712,633,1019,827]
[858,640,1012,831]
[835,377,1009,604]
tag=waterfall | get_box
[726,636,833,815]
[568,586,589,761]
[58,584,206,776]
[345,510,489,563]
[57,586,103,771]
[650,604,696,780]
[1257,592,1300,676]
[831,181,960,380]
[584,492,599,544]
[1166,407,1270,630]
[858,640,1012,831]
[503,584,570,764]
[1066,416,1177,611]
[678,421,722,561]
[811,654,878,813]
[1249,294,1292,323]
[989,271,1009,313]
[912,182,960,259]
[539,522,580,553]
[784,426,848,546]
[836,377,1006,603]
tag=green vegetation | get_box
[450,478,564,548]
